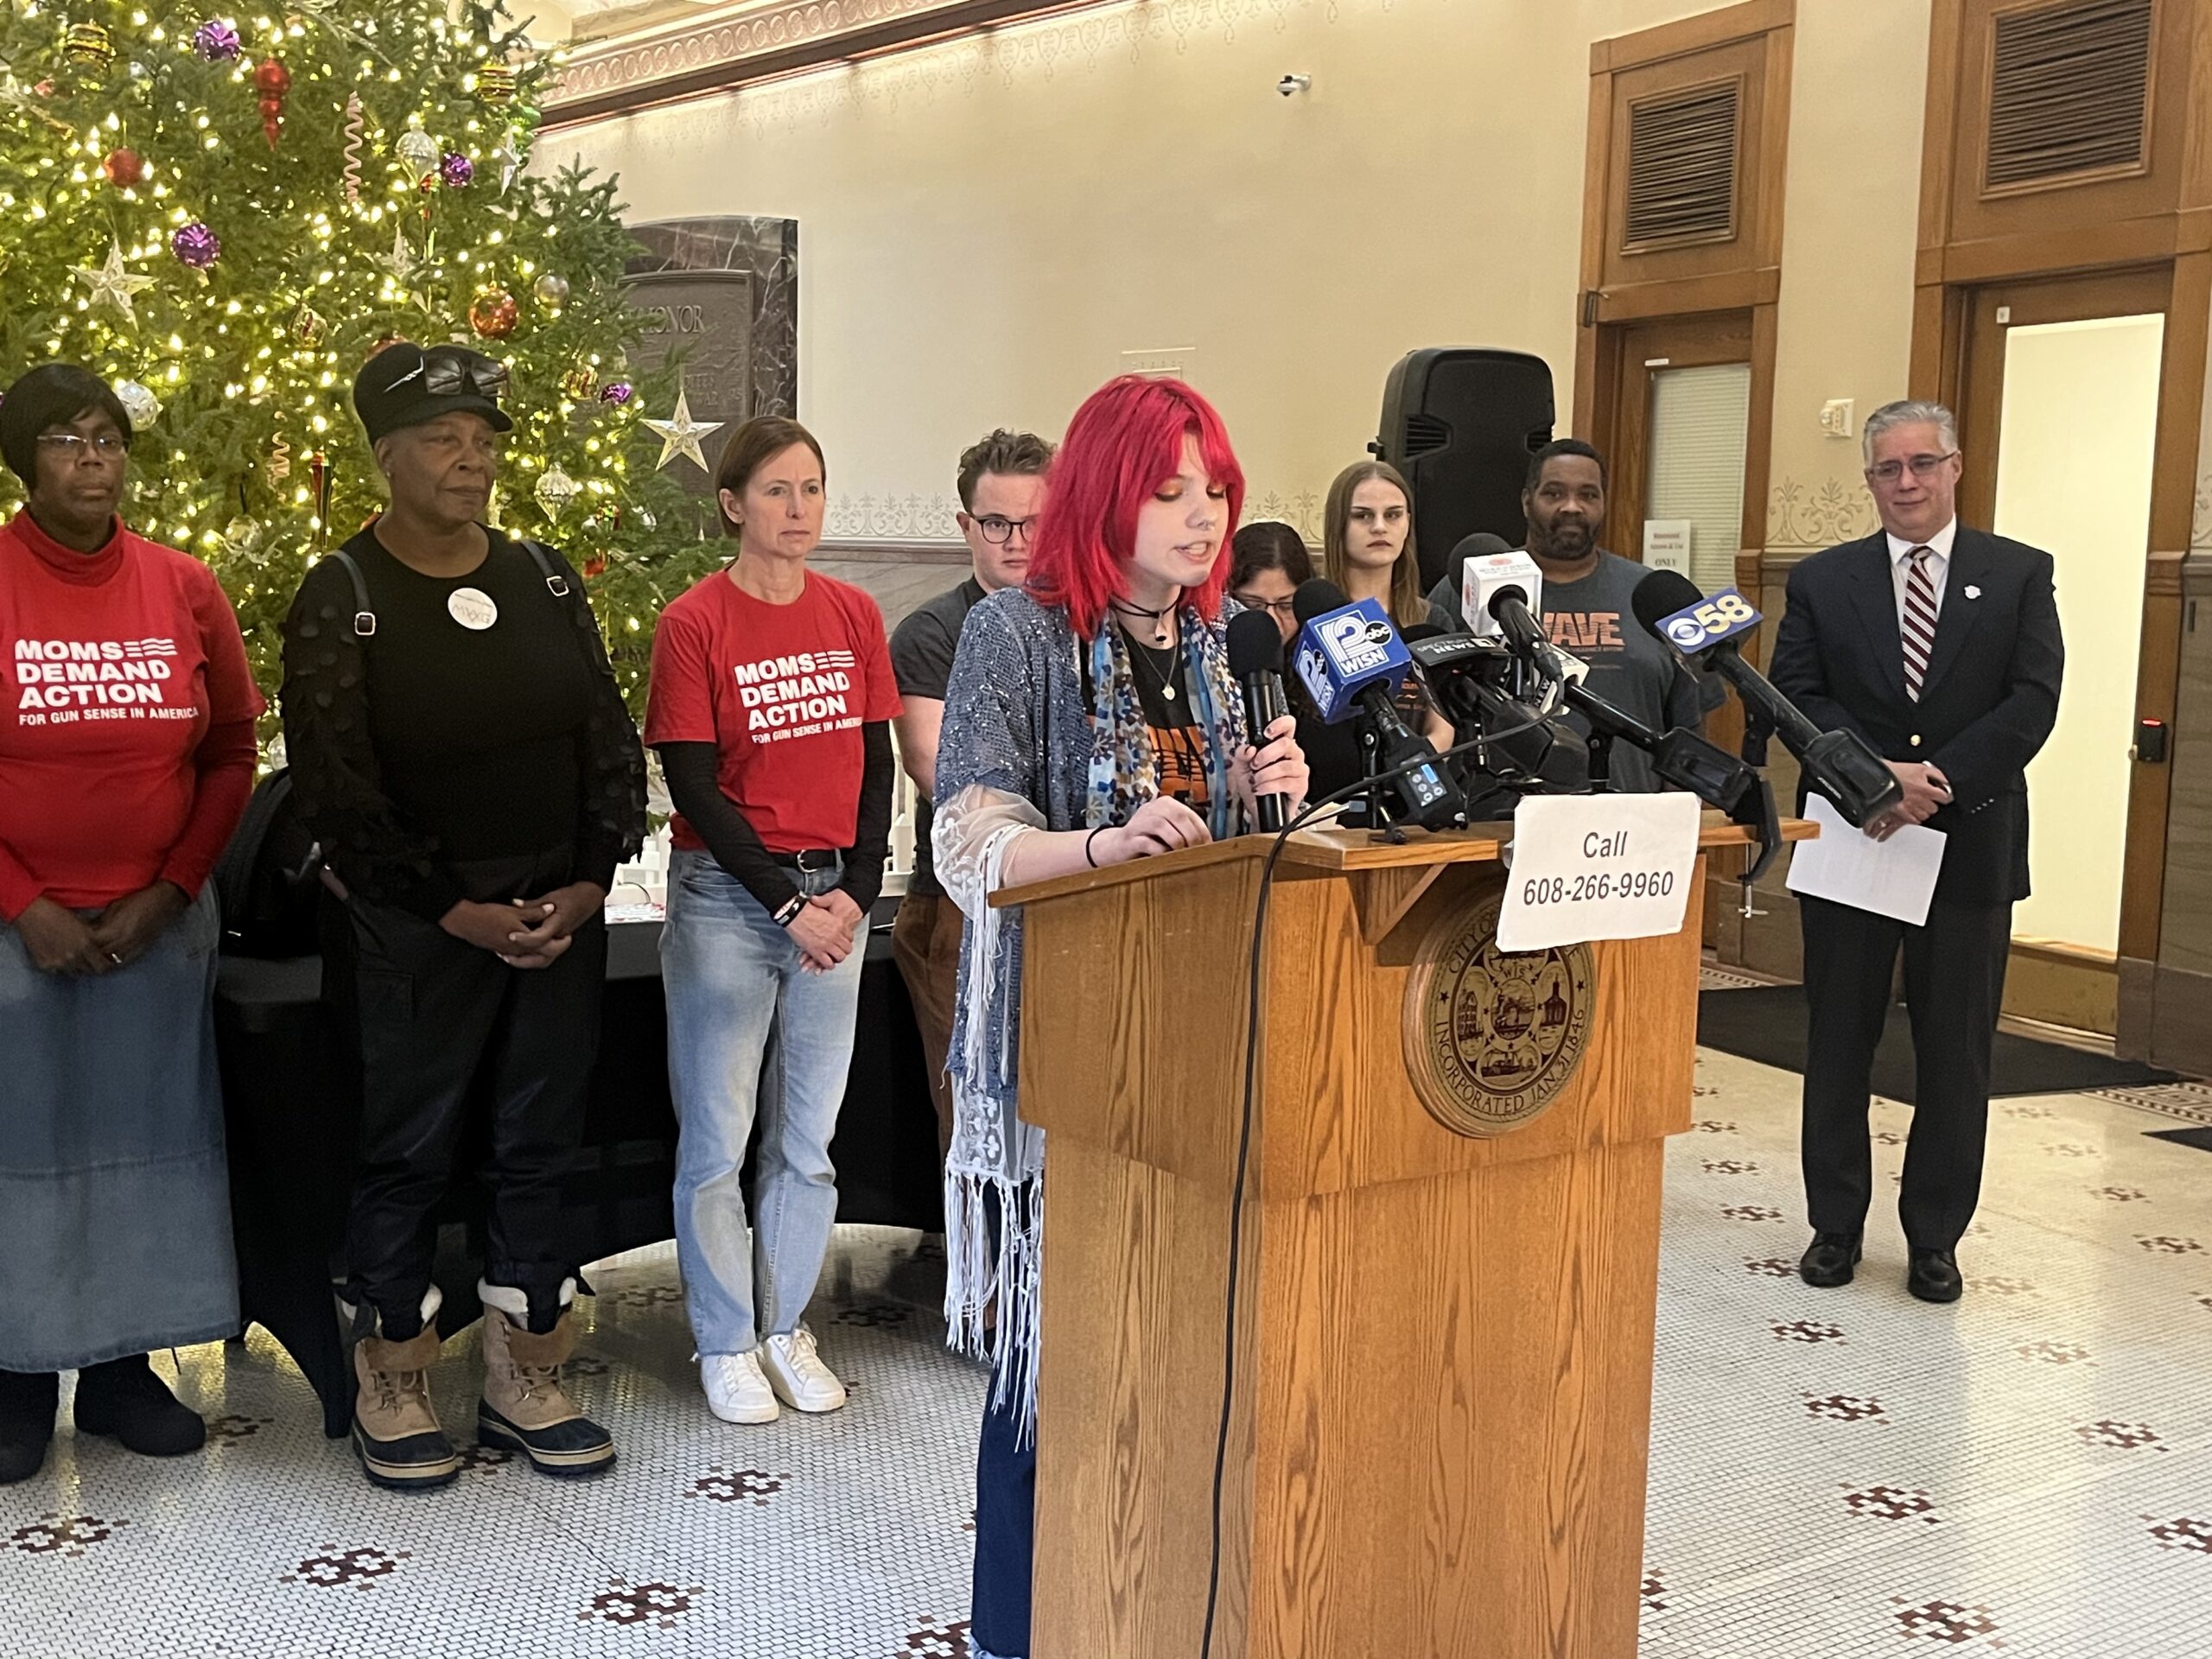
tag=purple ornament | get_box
[191,19,243,62]
[171,221,221,270]
[440,151,474,189]
[599,381,635,407]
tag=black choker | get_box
[1109,596,1175,646]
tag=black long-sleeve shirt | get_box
[658,723,894,915]
[280,525,645,920]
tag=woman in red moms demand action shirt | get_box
[645,416,899,1430]
[0,365,263,1487]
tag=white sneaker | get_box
[760,1325,847,1414]
[700,1351,779,1424]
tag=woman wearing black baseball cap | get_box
[279,341,645,1491]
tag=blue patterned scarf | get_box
[1084,608,1243,838]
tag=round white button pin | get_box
[448,588,499,631]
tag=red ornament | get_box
[468,288,519,340]
[582,554,608,579]
[101,147,145,188]
[254,58,291,149]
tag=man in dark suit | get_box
[1770,398,2063,1304]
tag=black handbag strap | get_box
[321,537,571,641]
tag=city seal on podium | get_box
[1402,887,1595,1136]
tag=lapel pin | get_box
[1963,584,1980,600]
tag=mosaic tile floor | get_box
[4,1051,2209,1657]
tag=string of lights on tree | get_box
[0,1,725,714]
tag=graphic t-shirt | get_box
[645,568,900,853]
[1128,636,1211,813]
[0,512,264,918]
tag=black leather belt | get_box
[767,849,842,872]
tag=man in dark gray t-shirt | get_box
[1425,440,1720,792]
[889,429,1053,1152]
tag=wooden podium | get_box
[997,817,1804,1659]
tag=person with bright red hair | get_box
[929,376,1309,1658]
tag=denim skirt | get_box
[0,886,239,1371]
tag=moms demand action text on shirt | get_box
[12,636,198,723]
[732,648,861,741]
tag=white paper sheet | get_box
[1784,793,1946,926]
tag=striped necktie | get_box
[1901,546,1938,702]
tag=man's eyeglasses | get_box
[969,513,1039,545]
[36,432,129,461]
[1232,591,1299,620]
[1866,451,1955,485]
[386,356,509,400]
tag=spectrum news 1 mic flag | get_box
[1292,595,1413,724]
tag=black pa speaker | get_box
[1370,348,1555,590]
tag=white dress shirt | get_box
[1885,519,1956,631]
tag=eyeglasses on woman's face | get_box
[1231,590,1299,619]
[36,431,129,462]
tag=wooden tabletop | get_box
[992,809,1816,908]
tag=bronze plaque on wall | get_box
[624,270,755,475]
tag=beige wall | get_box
[550,0,1936,550]
[1764,0,1929,559]
[550,0,1723,542]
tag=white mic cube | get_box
[1461,550,1545,641]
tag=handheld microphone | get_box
[1292,579,1464,829]
[1226,607,1290,833]
[1630,569,1904,829]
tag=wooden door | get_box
[1955,264,2172,1034]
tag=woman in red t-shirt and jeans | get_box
[0,365,262,1485]
[645,417,899,1426]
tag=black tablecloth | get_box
[214,902,940,1436]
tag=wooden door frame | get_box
[1574,0,1790,650]
[1911,0,2212,1021]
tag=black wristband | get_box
[1084,826,1107,868]
[771,892,807,927]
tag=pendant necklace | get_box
[1125,629,1185,702]
[1110,595,1176,648]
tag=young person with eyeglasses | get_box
[889,429,1054,1155]
[279,342,645,1491]
[645,416,900,1427]
[0,365,263,1484]
[1227,518,1313,645]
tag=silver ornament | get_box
[221,515,263,556]
[395,127,440,179]
[534,465,581,517]
[532,272,569,311]
[113,379,162,426]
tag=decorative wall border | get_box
[549,0,1103,126]
[1765,474,1878,551]
[820,485,1324,543]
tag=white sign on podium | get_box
[1497,792,1703,952]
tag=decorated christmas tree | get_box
[0,0,721,712]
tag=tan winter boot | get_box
[477,1281,614,1478]
[344,1289,459,1491]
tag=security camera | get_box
[1277,73,1311,97]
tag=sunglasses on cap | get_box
[385,354,509,402]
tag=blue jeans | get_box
[662,850,864,1355]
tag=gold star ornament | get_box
[73,238,156,324]
[642,386,725,474]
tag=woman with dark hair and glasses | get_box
[280,341,645,1491]
[0,364,262,1484]
[1226,519,1313,645]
